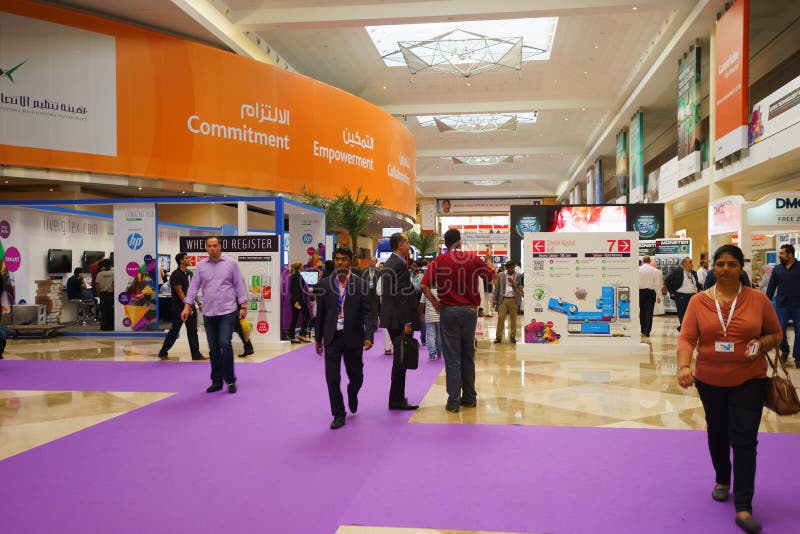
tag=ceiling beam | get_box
[384,99,609,116]
[234,0,670,30]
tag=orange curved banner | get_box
[0,1,416,217]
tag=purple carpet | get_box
[1,339,799,533]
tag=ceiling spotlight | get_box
[466,81,471,87]
[382,85,387,90]
[564,117,569,121]
[594,44,599,49]
[49,188,54,192]
[181,191,186,194]
[632,6,639,10]
[3,180,8,184]
[138,186,143,190]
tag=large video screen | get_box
[548,205,627,233]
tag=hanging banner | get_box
[180,235,281,345]
[615,130,629,197]
[585,166,595,204]
[523,232,640,345]
[749,74,800,145]
[715,0,750,161]
[678,45,703,178]
[629,112,644,203]
[113,204,158,331]
[594,159,603,204]
[420,201,436,233]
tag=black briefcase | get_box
[393,334,419,370]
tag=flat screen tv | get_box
[47,249,73,274]
[300,271,319,286]
[82,250,105,268]
[158,254,171,272]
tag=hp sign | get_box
[127,233,144,250]
[302,232,313,245]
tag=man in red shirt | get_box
[421,229,493,413]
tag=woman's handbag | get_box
[763,350,800,415]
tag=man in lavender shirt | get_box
[182,237,248,394]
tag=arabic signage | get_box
[523,232,640,346]
[678,44,703,178]
[0,1,416,217]
[715,0,750,161]
[0,11,116,155]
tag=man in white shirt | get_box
[696,258,709,287]
[638,256,662,337]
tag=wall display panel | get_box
[0,1,416,217]
[626,204,665,240]
[629,112,644,203]
[677,45,703,177]
[749,74,800,146]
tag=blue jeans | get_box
[204,311,237,384]
[776,306,800,361]
[439,306,478,405]
[426,321,441,357]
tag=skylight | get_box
[417,112,538,133]
[367,18,558,67]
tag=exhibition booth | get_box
[0,196,324,346]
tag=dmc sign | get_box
[776,198,800,209]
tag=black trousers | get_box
[388,327,408,404]
[695,378,767,513]
[99,292,114,330]
[324,332,364,417]
[159,306,201,358]
[639,288,656,335]
[289,301,311,338]
[674,292,694,328]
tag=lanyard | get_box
[713,284,741,339]
[337,275,348,317]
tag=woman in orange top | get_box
[677,245,782,534]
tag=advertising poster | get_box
[709,196,745,235]
[715,0,750,161]
[594,159,603,204]
[180,235,281,345]
[746,194,800,227]
[523,232,640,346]
[678,45,703,178]
[509,205,550,266]
[585,166,595,204]
[639,238,692,314]
[749,74,800,145]
[629,112,644,203]
[288,215,324,266]
[0,12,117,156]
[113,204,158,331]
[626,204,665,240]
[421,200,437,233]
[615,130,629,197]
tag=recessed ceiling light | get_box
[181,191,186,194]
[138,186,143,190]
[466,81,471,86]
[3,180,8,184]
[632,6,638,10]
[581,107,586,111]
[382,85,387,90]
[583,71,588,75]
[594,45,599,49]
[564,117,569,121]
[49,188,54,191]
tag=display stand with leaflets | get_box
[639,238,692,315]
[517,232,649,362]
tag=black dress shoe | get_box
[238,341,255,357]
[330,415,346,429]
[510,337,517,344]
[191,354,208,360]
[735,515,762,533]
[493,338,502,344]
[348,394,358,414]
[158,352,169,360]
[711,485,729,502]
[227,383,237,394]
[388,401,418,410]
[445,403,460,413]
[459,399,477,408]
[206,382,223,393]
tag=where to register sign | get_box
[179,235,279,253]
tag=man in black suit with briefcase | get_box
[316,247,376,429]
[380,233,421,410]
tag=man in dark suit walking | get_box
[380,233,421,410]
[665,257,700,331]
[315,247,376,429]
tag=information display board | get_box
[522,232,640,347]
[180,235,282,345]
